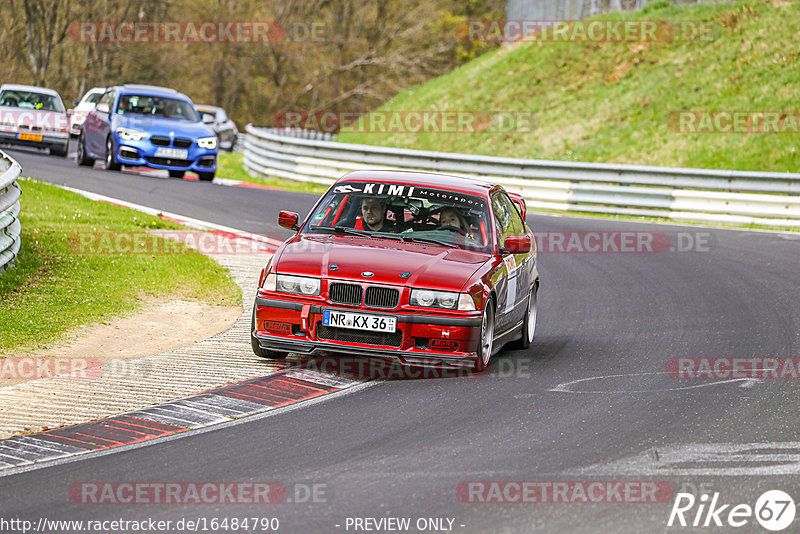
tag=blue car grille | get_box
[149,136,193,148]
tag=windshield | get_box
[83,91,103,104]
[303,181,492,253]
[116,94,198,121]
[0,90,64,111]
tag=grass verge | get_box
[216,151,329,194]
[335,0,800,173]
[0,179,242,355]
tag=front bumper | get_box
[113,135,217,173]
[0,131,69,150]
[253,296,482,368]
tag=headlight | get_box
[116,127,147,141]
[411,289,474,310]
[268,274,320,296]
[198,136,217,149]
[261,273,277,291]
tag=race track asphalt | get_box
[3,145,800,533]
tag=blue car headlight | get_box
[198,136,217,149]
[116,127,147,141]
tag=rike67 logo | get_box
[668,490,796,531]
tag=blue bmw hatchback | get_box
[78,84,218,180]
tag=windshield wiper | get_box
[309,225,373,237]
[399,235,459,248]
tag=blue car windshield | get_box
[116,95,198,121]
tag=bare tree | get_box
[11,0,76,85]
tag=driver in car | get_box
[357,197,395,232]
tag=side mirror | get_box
[73,98,79,106]
[278,211,299,230]
[202,113,215,124]
[95,103,110,114]
[504,235,531,254]
[508,192,527,221]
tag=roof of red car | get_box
[337,170,497,197]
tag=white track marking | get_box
[546,371,759,394]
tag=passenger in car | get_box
[438,206,470,231]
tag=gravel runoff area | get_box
[0,249,282,438]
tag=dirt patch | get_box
[0,298,242,387]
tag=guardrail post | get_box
[0,150,22,272]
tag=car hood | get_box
[275,235,489,291]
[116,115,215,138]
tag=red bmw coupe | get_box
[251,170,538,372]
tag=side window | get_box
[491,192,525,247]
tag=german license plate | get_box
[155,147,188,159]
[322,310,396,333]
[18,132,43,142]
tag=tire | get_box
[251,305,288,360]
[473,299,495,372]
[197,171,215,181]
[50,144,68,157]
[105,137,121,171]
[513,284,538,350]
[77,133,94,166]
[168,170,185,179]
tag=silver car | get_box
[0,84,70,157]
[195,104,238,151]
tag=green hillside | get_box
[336,0,800,173]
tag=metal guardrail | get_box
[0,150,22,272]
[244,125,800,227]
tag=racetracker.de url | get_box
[0,516,280,533]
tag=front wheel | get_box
[50,144,68,157]
[473,299,495,372]
[168,170,185,179]
[105,137,121,171]
[197,171,215,182]
[251,305,288,360]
